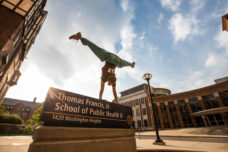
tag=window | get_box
[219,90,228,106]
[189,97,202,112]
[195,116,205,127]
[142,108,147,115]
[144,120,148,127]
[141,98,145,104]
[160,103,170,128]
[1,53,9,65]
[137,120,141,128]
[168,101,180,128]
[178,100,193,127]
[132,121,135,128]
[202,94,219,109]
[136,108,140,116]
[135,99,139,105]
[130,101,133,107]
[208,114,225,126]
[153,103,160,128]
[23,113,27,118]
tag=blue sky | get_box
[6,0,228,102]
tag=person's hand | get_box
[102,99,108,103]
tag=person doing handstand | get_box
[69,32,135,104]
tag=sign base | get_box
[28,126,136,152]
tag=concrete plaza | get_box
[0,127,228,152]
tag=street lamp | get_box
[142,73,165,145]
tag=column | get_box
[150,101,155,130]
[146,98,155,129]
[197,96,209,127]
[145,98,152,128]
[165,102,174,129]
[197,96,206,110]
[139,99,144,128]
[184,98,197,127]
[156,103,165,129]
[174,100,184,128]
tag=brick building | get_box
[222,13,228,31]
[119,78,228,130]
[2,97,42,121]
[0,0,48,104]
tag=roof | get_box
[3,98,41,109]
[2,98,20,105]
[22,101,41,109]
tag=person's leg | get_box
[99,79,105,100]
[112,85,118,104]
[81,38,133,68]
[81,38,108,62]
[107,53,132,68]
[69,32,135,68]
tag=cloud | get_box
[169,13,200,42]
[210,2,228,19]
[168,0,206,43]
[160,0,182,11]
[119,25,136,52]
[121,0,129,12]
[157,13,164,23]
[204,30,228,68]
[139,31,145,40]
[205,55,218,67]
[190,0,205,14]
[117,1,143,83]
[214,30,228,54]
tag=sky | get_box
[6,0,228,103]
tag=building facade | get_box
[2,97,42,120]
[222,13,228,31]
[119,79,228,130]
[119,84,171,129]
[0,0,48,104]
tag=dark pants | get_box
[81,38,132,68]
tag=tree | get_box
[26,106,43,126]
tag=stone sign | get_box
[40,87,133,128]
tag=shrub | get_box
[0,105,8,114]
[20,125,34,135]
[0,113,23,124]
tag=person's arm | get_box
[99,80,105,100]
[112,85,118,104]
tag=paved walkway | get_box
[136,127,228,152]
[0,127,228,152]
[0,136,32,152]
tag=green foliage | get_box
[0,124,23,135]
[28,106,43,126]
[21,125,34,135]
[0,105,43,135]
[0,105,8,114]
[23,106,43,135]
[32,106,43,126]
[0,113,23,124]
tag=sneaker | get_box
[69,32,82,40]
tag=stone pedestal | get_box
[28,126,136,152]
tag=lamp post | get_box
[142,73,165,145]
